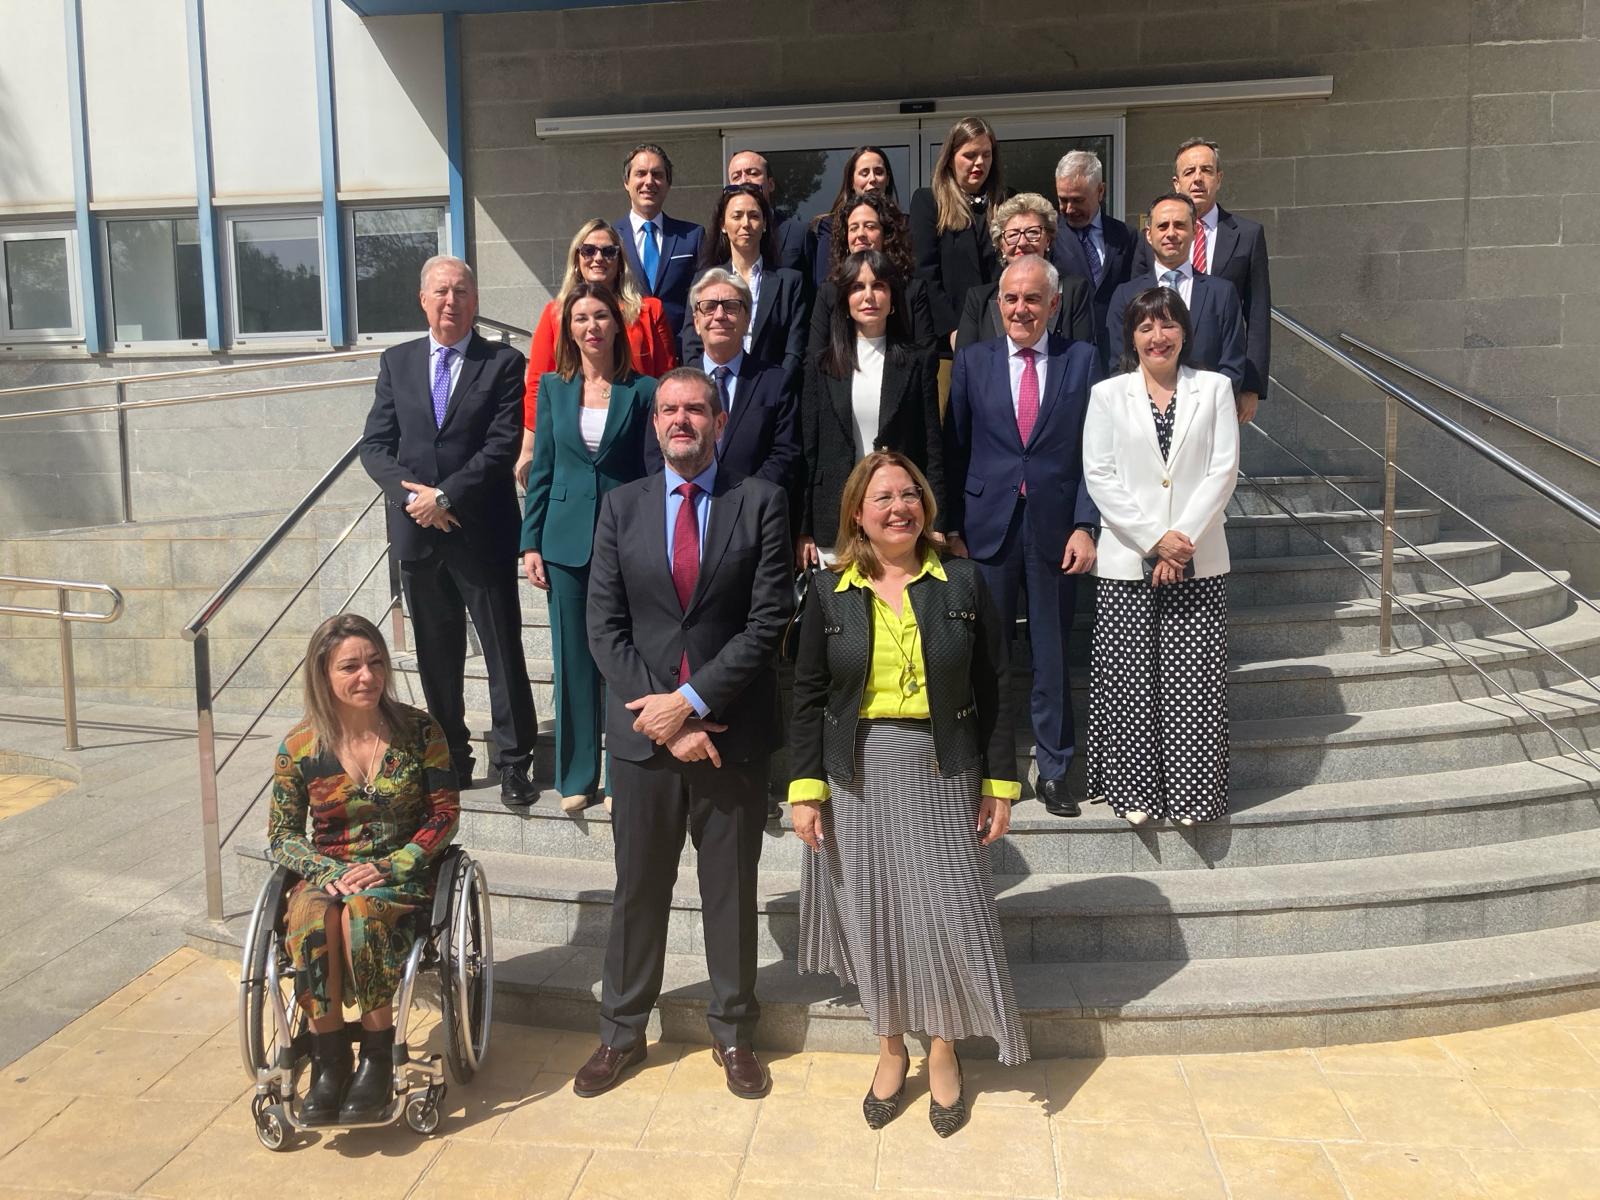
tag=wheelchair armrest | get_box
[258,863,299,934]
[429,846,467,931]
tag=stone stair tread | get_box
[1227,568,1571,626]
[448,826,1600,916]
[1228,506,1435,527]
[1228,538,1496,575]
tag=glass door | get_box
[919,115,1124,223]
[722,126,921,225]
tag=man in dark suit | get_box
[646,269,800,512]
[1109,194,1247,392]
[944,255,1102,819]
[359,255,537,805]
[727,149,806,273]
[1129,138,1271,420]
[577,367,793,1100]
[1049,150,1135,372]
[618,142,704,345]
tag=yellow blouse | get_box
[789,552,1020,804]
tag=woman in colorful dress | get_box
[267,613,460,1125]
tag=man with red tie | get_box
[944,254,1103,818]
[578,368,793,1100]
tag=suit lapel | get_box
[1127,371,1166,467]
[876,347,906,440]
[620,215,653,296]
[689,474,743,612]
[438,334,487,432]
[1025,337,1071,448]
[746,264,775,347]
[655,220,681,290]
[717,361,756,455]
[592,377,633,461]
[639,471,672,589]
[1166,368,1203,465]
[991,341,1026,453]
[825,368,854,437]
[1207,208,1238,277]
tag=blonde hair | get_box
[832,451,940,581]
[301,613,409,753]
[931,116,1004,235]
[556,220,642,325]
[988,192,1058,255]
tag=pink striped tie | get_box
[1192,220,1208,274]
[1016,347,1039,495]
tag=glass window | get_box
[755,144,915,225]
[3,234,75,334]
[231,215,324,337]
[924,129,1119,217]
[106,217,206,344]
[351,207,443,337]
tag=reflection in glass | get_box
[759,145,914,225]
[234,217,323,335]
[107,218,206,342]
[4,238,72,330]
[923,135,1115,214]
[353,207,442,335]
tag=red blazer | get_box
[521,296,677,430]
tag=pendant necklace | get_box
[354,726,387,798]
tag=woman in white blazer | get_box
[1082,286,1240,826]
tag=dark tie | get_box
[712,365,733,448]
[431,345,455,428]
[672,481,701,682]
[1075,226,1101,286]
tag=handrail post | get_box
[58,588,81,750]
[114,380,133,524]
[387,548,406,652]
[193,631,226,922]
[1378,396,1398,656]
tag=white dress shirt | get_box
[1152,260,1196,307]
[739,260,763,355]
[851,335,887,457]
[628,210,662,259]
[1004,335,1051,418]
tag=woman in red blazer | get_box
[515,219,675,485]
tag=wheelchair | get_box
[237,846,493,1150]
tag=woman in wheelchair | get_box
[267,613,460,1125]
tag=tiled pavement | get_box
[5,950,1600,1198]
[0,775,72,823]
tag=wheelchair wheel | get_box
[253,1097,294,1152]
[239,866,305,1079]
[404,1084,445,1135]
[440,854,493,1084]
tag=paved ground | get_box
[3,948,1600,1199]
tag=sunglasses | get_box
[577,244,620,261]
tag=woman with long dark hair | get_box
[806,190,935,356]
[804,145,898,290]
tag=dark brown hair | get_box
[820,249,913,380]
[622,142,673,184]
[554,281,634,382]
[811,145,900,229]
[1119,286,1193,374]
[833,451,940,581]
[700,183,778,269]
[828,190,914,280]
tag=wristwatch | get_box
[435,490,452,511]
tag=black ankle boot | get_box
[300,1030,352,1125]
[339,1027,396,1123]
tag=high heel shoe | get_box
[861,1049,909,1129]
[1125,810,1149,826]
[928,1055,966,1138]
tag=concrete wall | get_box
[459,0,1600,587]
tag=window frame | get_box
[222,207,329,346]
[99,210,209,352]
[342,201,449,344]
[0,224,84,344]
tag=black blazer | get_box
[680,263,809,395]
[1050,214,1137,369]
[1130,206,1271,394]
[909,187,1002,341]
[806,277,937,360]
[1106,271,1247,392]
[800,340,944,546]
[789,556,1014,786]
[586,470,793,764]
[954,273,1096,352]
[645,353,801,499]
[618,211,705,343]
[771,215,807,274]
[803,215,835,292]
[360,332,525,563]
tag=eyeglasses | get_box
[865,486,924,511]
[1001,226,1048,247]
[693,298,748,316]
[577,244,620,261]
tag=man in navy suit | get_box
[726,149,806,274]
[1130,138,1271,421]
[646,268,800,514]
[618,142,704,345]
[944,254,1103,818]
[1049,150,1135,373]
[1109,194,1246,393]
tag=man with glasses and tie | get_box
[618,143,704,347]
[359,255,539,805]
[954,193,1094,352]
[1108,193,1247,398]
[944,254,1102,819]
[1050,150,1136,374]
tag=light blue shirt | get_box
[426,329,473,400]
[663,457,718,717]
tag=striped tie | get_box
[1192,219,1208,274]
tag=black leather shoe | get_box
[299,1030,351,1125]
[499,763,537,807]
[1040,778,1080,818]
[338,1027,395,1123]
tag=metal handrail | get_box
[0,576,124,750]
[0,347,384,400]
[1339,332,1600,473]
[0,374,380,425]
[475,314,533,340]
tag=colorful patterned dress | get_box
[268,705,460,1017]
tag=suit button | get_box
[1162,479,1171,488]
[682,618,693,629]
[434,440,443,448]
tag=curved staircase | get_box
[216,471,1600,1055]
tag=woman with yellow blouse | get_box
[788,450,1027,1138]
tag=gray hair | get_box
[688,267,753,312]
[420,254,476,289]
[1000,253,1060,299]
[1175,137,1221,171]
[655,365,722,416]
[988,192,1058,253]
[1054,150,1104,187]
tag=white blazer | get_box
[1083,366,1240,580]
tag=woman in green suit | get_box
[521,281,657,811]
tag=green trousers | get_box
[547,560,605,798]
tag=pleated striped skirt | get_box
[798,719,1031,1065]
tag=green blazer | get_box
[520,372,655,568]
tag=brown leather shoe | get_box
[712,1044,771,1099]
[572,1042,646,1097]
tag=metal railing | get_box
[181,441,400,922]
[0,576,124,749]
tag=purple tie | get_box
[431,345,455,428]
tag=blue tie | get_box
[640,221,660,291]
[1076,226,1101,286]
[431,345,455,428]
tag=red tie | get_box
[672,481,701,682]
[1016,347,1039,496]
[1192,220,1208,274]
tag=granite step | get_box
[1223,508,1439,559]
[1226,474,1380,517]
[1225,540,1503,606]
